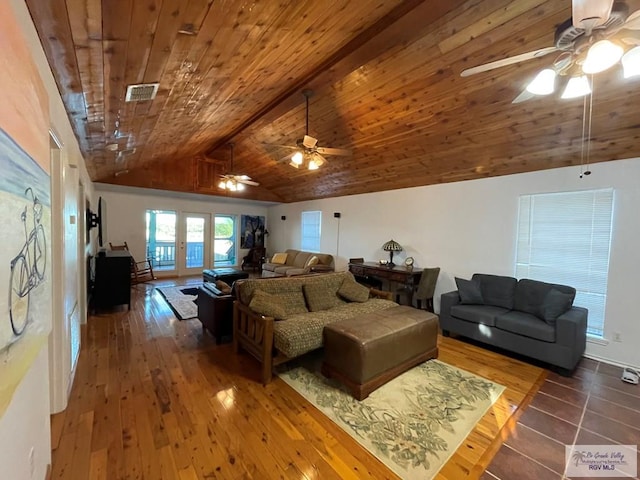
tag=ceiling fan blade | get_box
[624,9,640,30]
[460,46,559,77]
[302,135,318,148]
[316,146,351,156]
[512,89,535,104]
[572,0,614,30]
[238,179,259,186]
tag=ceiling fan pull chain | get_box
[586,75,594,175]
[580,92,588,177]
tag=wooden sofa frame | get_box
[232,288,393,384]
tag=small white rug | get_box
[279,357,505,480]
[156,285,200,320]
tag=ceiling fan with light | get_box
[218,143,259,192]
[461,0,640,102]
[271,89,351,170]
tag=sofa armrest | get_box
[233,300,276,384]
[440,290,461,312]
[309,264,333,273]
[555,306,588,347]
[369,288,393,301]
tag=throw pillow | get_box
[338,279,370,303]
[455,277,484,305]
[303,283,340,312]
[215,280,232,295]
[539,288,574,324]
[305,255,319,268]
[249,290,287,320]
[271,252,288,264]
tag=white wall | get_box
[0,349,51,480]
[267,158,640,369]
[2,0,95,476]
[95,184,274,269]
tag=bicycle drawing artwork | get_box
[8,187,47,336]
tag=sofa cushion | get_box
[514,279,576,324]
[495,311,556,343]
[449,304,509,327]
[472,274,517,309]
[455,277,484,304]
[284,268,308,277]
[237,272,353,306]
[338,279,370,302]
[306,255,319,267]
[293,252,312,268]
[540,288,575,324]
[303,283,341,312]
[271,252,288,264]
[273,299,397,358]
[249,290,287,320]
[280,249,298,265]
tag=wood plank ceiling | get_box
[26,0,640,203]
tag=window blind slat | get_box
[515,189,613,337]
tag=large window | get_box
[146,210,177,270]
[515,189,614,338]
[301,211,321,252]
[214,215,237,266]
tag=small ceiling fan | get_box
[272,89,351,170]
[218,143,259,191]
[460,0,640,102]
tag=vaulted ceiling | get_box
[26,0,640,203]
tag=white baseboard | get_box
[583,353,640,371]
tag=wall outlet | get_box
[613,331,622,342]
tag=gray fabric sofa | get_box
[261,248,334,277]
[440,274,588,372]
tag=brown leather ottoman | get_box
[197,283,234,344]
[321,306,439,400]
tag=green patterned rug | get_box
[278,357,505,480]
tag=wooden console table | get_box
[348,262,422,305]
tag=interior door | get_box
[178,213,210,276]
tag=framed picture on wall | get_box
[240,215,266,248]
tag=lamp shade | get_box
[382,239,403,252]
[561,75,591,99]
[582,40,623,74]
[382,239,402,267]
[526,69,556,95]
[622,46,640,78]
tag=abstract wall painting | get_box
[241,215,266,248]
[0,1,51,417]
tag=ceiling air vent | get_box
[125,83,159,102]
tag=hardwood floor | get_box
[51,277,546,479]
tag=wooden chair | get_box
[241,247,266,272]
[109,242,156,284]
[396,267,440,312]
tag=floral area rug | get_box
[155,285,201,320]
[278,357,505,480]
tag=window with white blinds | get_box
[515,189,614,338]
[301,211,321,252]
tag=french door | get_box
[178,213,210,276]
[146,210,211,276]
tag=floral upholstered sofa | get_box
[233,271,397,383]
[261,249,334,277]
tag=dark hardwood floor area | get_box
[50,277,636,479]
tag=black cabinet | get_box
[93,250,131,310]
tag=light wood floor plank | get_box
[52,277,545,479]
